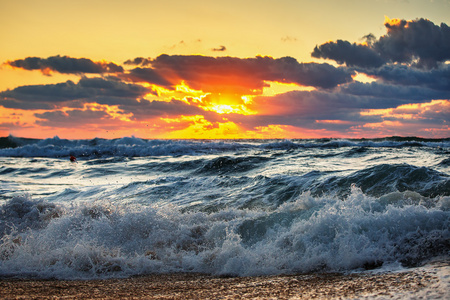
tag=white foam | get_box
[1,188,448,279]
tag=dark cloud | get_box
[123,57,151,66]
[361,64,450,91]
[376,18,450,69]
[340,81,450,102]
[0,80,85,109]
[0,77,149,110]
[312,18,450,69]
[7,55,124,75]
[120,67,173,87]
[312,40,385,68]
[35,110,112,127]
[211,45,227,52]
[77,77,148,98]
[150,54,354,91]
[361,34,377,46]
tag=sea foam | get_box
[1,188,448,279]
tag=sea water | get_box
[0,136,448,279]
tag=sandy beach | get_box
[1,260,448,299]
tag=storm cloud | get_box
[312,18,450,69]
[312,40,385,68]
[361,64,450,91]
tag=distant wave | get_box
[1,135,449,158]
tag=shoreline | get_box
[1,261,448,299]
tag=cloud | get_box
[123,57,151,66]
[359,100,450,136]
[340,81,450,102]
[0,121,33,131]
[229,90,375,130]
[227,90,449,136]
[35,109,113,127]
[149,54,354,91]
[211,45,227,52]
[312,18,450,69]
[361,64,450,91]
[312,40,385,68]
[376,17,450,69]
[119,67,173,87]
[0,71,221,125]
[32,99,222,129]
[281,36,298,42]
[0,77,149,110]
[6,55,124,75]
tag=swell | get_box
[8,162,445,210]
[194,156,273,176]
[317,164,450,198]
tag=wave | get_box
[1,135,449,158]
[318,164,450,198]
[0,190,448,279]
[194,156,273,176]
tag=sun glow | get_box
[315,120,354,125]
[175,81,203,95]
[189,93,257,115]
[206,104,240,114]
[384,16,404,27]
[192,81,312,116]
[261,81,314,97]
[352,72,376,83]
[160,115,243,139]
[360,100,450,120]
[142,81,211,104]
[203,102,256,115]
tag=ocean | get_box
[0,135,449,281]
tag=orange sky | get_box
[1,1,449,139]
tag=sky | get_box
[0,0,449,139]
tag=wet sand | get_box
[1,262,448,299]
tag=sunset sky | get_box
[1,0,449,139]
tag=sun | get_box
[193,93,257,115]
